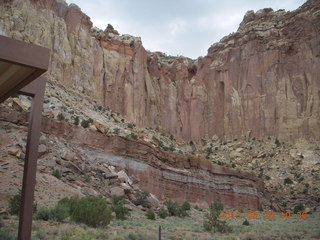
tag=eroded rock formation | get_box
[0,107,265,209]
[1,0,319,142]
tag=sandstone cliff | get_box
[0,107,264,209]
[0,0,319,142]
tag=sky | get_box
[65,0,306,59]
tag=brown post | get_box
[17,77,46,240]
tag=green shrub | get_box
[164,200,180,216]
[0,218,4,228]
[111,195,130,220]
[242,219,250,225]
[127,123,134,129]
[0,229,13,240]
[52,169,62,179]
[135,191,150,208]
[128,133,138,140]
[81,119,90,128]
[57,113,65,121]
[146,209,155,220]
[50,203,69,222]
[35,208,51,221]
[168,144,175,152]
[8,191,37,216]
[164,200,188,217]
[73,116,80,126]
[158,207,169,219]
[294,203,304,214]
[113,128,120,135]
[203,201,232,233]
[181,201,191,211]
[36,197,78,222]
[275,138,281,147]
[72,196,112,227]
[8,191,21,215]
[284,178,293,184]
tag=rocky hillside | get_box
[0,0,319,212]
[0,0,319,142]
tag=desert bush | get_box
[127,123,134,129]
[203,201,232,233]
[8,192,21,215]
[181,201,191,211]
[164,200,188,217]
[146,209,155,220]
[134,191,150,208]
[128,133,138,140]
[111,195,130,220]
[158,207,169,219]
[284,177,293,184]
[0,229,13,240]
[242,219,250,225]
[73,116,79,126]
[57,113,65,121]
[81,118,93,128]
[35,208,51,221]
[57,196,79,216]
[36,197,76,222]
[50,203,69,222]
[72,195,112,227]
[293,203,304,214]
[275,138,281,147]
[52,169,61,179]
[113,128,120,135]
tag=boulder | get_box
[110,186,125,196]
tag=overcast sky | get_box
[65,0,306,59]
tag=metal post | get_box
[17,77,46,240]
[159,225,161,240]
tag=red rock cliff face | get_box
[0,107,264,209]
[0,0,319,142]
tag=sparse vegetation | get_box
[73,116,80,126]
[146,209,155,220]
[80,118,93,128]
[284,177,293,184]
[72,195,112,227]
[293,203,304,214]
[164,200,188,218]
[113,128,120,135]
[57,113,65,121]
[242,219,250,225]
[8,191,37,216]
[111,195,130,220]
[52,169,62,179]
[157,207,169,219]
[8,191,22,216]
[181,201,191,211]
[203,201,232,233]
[128,133,138,140]
[134,191,150,208]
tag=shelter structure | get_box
[0,35,50,240]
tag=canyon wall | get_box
[0,107,264,209]
[0,0,319,142]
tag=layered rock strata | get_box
[0,107,265,209]
[0,0,319,142]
